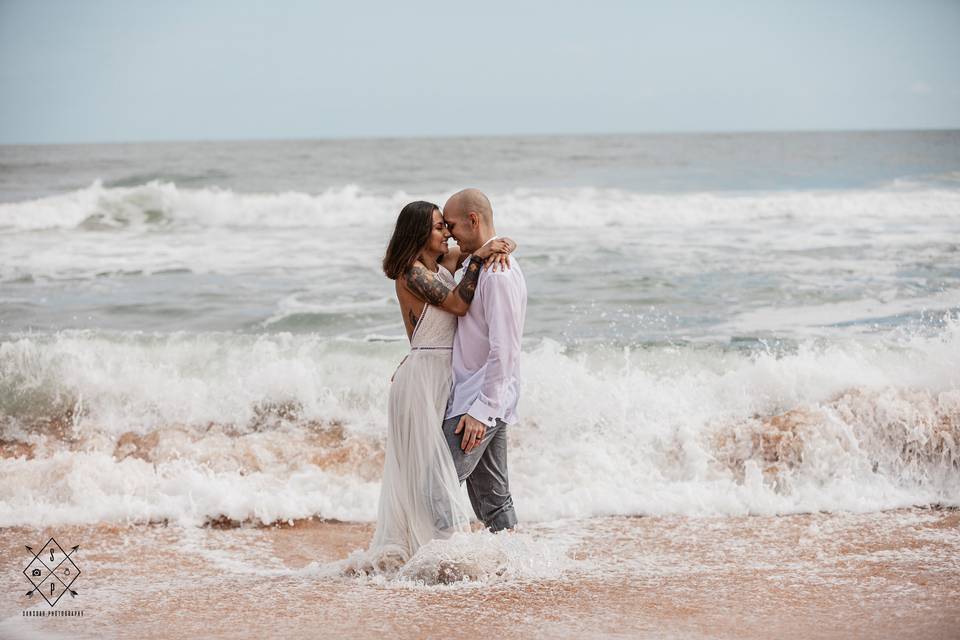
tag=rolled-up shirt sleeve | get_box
[466,272,523,427]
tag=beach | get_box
[2,507,958,639]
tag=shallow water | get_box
[2,508,958,639]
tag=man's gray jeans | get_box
[442,413,518,532]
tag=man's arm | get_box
[403,258,482,317]
[458,236,517,273]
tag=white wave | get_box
[0,331,395,434]
[0,449,380,528]
[2,179,957,287]
[1,323,959,527]
[0,180,408,232]
[1,180,958,232]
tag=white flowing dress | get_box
[366,264,472,568]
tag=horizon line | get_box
[2,126,959,148]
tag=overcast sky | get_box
[1,0,958,144]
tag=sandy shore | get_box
[1,507,958,639]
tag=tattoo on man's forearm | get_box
[404,266,451,305]
[456,259,482,304]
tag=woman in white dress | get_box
[360,200,515,573]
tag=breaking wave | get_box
[1,322,958,527]
[1,180,958,232]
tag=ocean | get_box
[1,131,959,528]
[2,131,960,638]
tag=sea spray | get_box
[2,325,958,527]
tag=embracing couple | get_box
[362,188,526,573]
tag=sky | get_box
[1,0,959,144]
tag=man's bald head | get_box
[442,188,496,254]
[444,188,493,225]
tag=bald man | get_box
[440,188,527,532]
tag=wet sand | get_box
[1,507,958,639]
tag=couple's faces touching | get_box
[415,189,490,262]
[424,207,474,257]
[441,208,466,251]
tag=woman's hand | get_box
[476,237,517,272]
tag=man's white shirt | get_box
[446,241,527,427]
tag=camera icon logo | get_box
[23,537,81,607]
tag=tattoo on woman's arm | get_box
[456,259,482,304]
[404,266,451,305]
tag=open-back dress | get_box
[366,264,472,568]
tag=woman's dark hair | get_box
[382,200,439,280]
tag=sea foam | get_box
[1,180,958,232]
[1,322,958,527]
